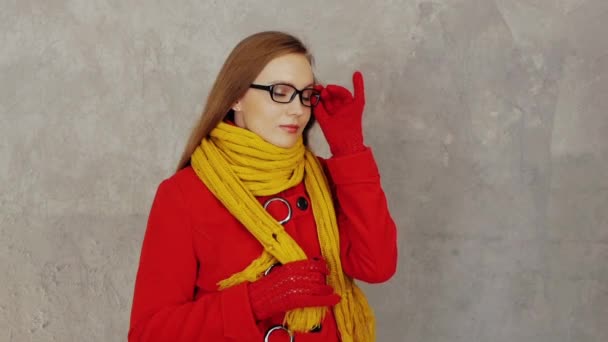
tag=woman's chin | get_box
[267,137,298,149]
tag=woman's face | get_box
[233,53,314,149]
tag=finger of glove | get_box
[318,89,335,114]
[249,278,331,311]
[321,86,352,113]
[255,285,339,318]
[323,85,353,105]
[312,99,330,120]
[271,272,327,289]
[352,71,365,106]
[261,268,326,289]
[282,282,335,299]
[262,283,334,312]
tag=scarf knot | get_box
[208,124,306,196]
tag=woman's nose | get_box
[287,96,306,116]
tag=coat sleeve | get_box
[320,148,398,284]
[128,179,263,342]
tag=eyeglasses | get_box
[250,83,321,107]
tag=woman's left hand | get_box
[314,71,366,156]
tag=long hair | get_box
[175,31,317,171]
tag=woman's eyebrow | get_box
[268,80,315,88]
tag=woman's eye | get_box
[273,85,293,97]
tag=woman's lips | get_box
[279,125,299,133]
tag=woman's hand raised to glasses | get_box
[314,71,366,157]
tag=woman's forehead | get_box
[254,54,314,87]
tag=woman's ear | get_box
[232,100,242,112]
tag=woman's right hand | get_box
[247,258,341,321]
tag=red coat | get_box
[128,148,398,341]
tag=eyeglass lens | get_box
[271,84,320,107]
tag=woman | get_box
[128,31,398,342]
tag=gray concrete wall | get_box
[2,1,607,341]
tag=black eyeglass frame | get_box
[250,83,321,107]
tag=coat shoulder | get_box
[164,166,218,207]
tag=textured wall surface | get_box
[2,1,607,341]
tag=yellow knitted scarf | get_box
[190,122,375,341]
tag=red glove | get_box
[247,258,341,321]
[314,71,366,157]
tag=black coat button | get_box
[296,197,308,210]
